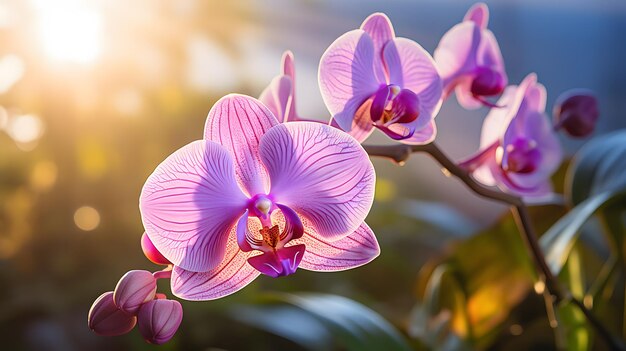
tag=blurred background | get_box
[0,0,624,350]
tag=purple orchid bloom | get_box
[259,50,300,123]
[434,3,507,109]
[460,74,562,199]
[140,94,379,300]
[318,12,442,144]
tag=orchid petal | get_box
[260,122,375,240]
[361,12,395,83]
[397,120,437,145]
[281,50,296,80]
[476,30,505,77]
[236,210,254,252]
[464,2,489,29]
[371,85,393,122]
[376,122,416,140]
[204,94,279,196]
[259,75,294,124]
[140,140,247,272]
[383,38,442,130]
[330,99,375,143]
[171,232,260,301]
[276,203,305,241]
[295,222,380,271]
[434,22,481,92]
[504,111,562,191]
[319,29,381,132]
[479,85,518,149]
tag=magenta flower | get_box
[259,50,300,123]
[140,94,379,300]
[434,3,507,109]
[461,74,562,199]
[318,12,442,143]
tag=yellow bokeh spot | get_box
[374,178,396,202]
[77,138,108,180]
[30,160,58,192]
[74,206,100,231]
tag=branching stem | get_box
[364,142,625,351]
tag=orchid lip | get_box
[370,84,419,125]
[501,138,541,174]
[470,66,505,98]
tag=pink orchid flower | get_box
[460,74,562,199]
[259,50,300,123]
[318,12,442,144]
[140,94,379,301]
[434,3,507,109]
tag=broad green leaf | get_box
[539,189,626,275]
[409,264,472,351]
[232,293,412,351]
[412,211,555,350]
[566,130,626,206]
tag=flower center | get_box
[502,137,541,174]
[254,197,272,216]
[368,84,420,140]
[259,225,280,248]
[239,197,306,278]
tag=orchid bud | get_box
[137,299,183,345]
[553,90,599,137]
[141,232,171,265]
[113,270,157,314]
[88,291,137,336]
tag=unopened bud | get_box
[113,270,157,314]
[141,232,171,265]
[137,299,183,345]
[553,90,599,137]
[88,292,137,336]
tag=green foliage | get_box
[540,190,626,275]
[231,293,413,351]
[411,211,555,350]
[566,130,626,206]
[555,248,591,351]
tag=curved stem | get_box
[364,142,625,351]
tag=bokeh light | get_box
[6,114,45,150]
[0,54,24,93]
[74,206,101,231]
[30,160,58,192]
[33,0,103,64]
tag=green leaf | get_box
[412,212,549,349]
[409,264,472,351]
[566,130,626,206]
[539,189,626,275]
[555,248,591,351]
[232,293,412,351]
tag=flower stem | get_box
[363,142,625,351]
